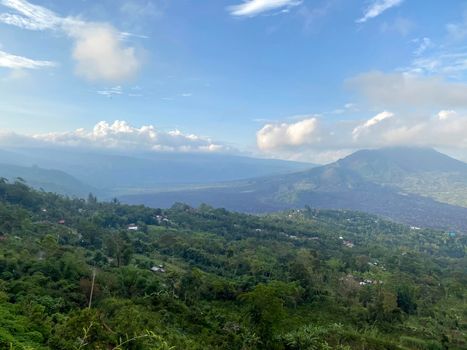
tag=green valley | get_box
[0,180,465,349]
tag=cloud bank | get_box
[0,0,141,81]
[228,0,302,17]
[0,120,229,153]
[257,110,467,162]
[357,0,404,23]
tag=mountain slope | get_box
[120,147,467,232]
[0,163,97,197]
[337,147,467,207]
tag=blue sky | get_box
[1,0,467,162]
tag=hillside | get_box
[0,181,465,349]
[120,147,467,232]
[337,147,467,207]
[0,163,97,197]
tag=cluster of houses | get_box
[339,236,355,248]
[342,274,384,287]
[359,278,383,286]
[279,231,320,242]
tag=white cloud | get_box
[0,120,229,153]
[352,111,393,139]
[71,23,140,82]
[257,117,319,150]
[0,0,60,30]
[369,112,467,149]
[0,0,142,82]
[228,0,302,17]
[357,0,404,23]
[437,110,456,120]
[347,71,467,109]
[0,49,55,69]
[255,110,467,162]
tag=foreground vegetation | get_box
[0,179,465,349]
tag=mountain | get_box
[0,148,315,196]
[120,147,467,232]
[0,163,97,197]
[337,147,467,207]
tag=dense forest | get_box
[0,179,465,349]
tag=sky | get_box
[1,0,467,163]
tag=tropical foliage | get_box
[0,179,465,349]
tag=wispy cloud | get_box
[119,32,149,40]
[352,111,393,139]
[0,49,55,69]
[357,0,404,23]
[332,102,359,115]
[400,48,467,79]
[397,13,467,80]
[0,0,61,30]
[446,12,467,41]
[120,0,164,20]
[228,0,302,17]
[296,1,333,32]
[0,0,142,82]
[96,85,123,97]
[412,37,433,56]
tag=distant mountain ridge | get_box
[3,146,467,232]
[0,163,97,197]
[120,147,467,232]
[0,147,315,197]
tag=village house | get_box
[151,264,166,273]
